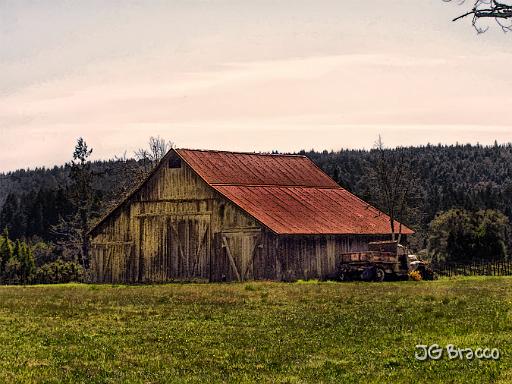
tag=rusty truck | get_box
[336,240,434,282]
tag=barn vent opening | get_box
[219,203,225,221]
[168,156,182,169]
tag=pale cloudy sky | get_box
[1,0,512,171]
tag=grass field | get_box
[0,277,511,383]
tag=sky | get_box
[1,0,512,172]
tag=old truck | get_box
[336,240,434,282]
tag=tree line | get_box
[0,137,171,283]
[0,229,35,284]
[0,229,83,284]
[302,142,512,253]
[1,139,512,277]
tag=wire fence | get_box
[431,260,512,277]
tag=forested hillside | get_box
[2,143,512,251]
[304,143,512,248]
[0,159,143,241]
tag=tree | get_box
[53,138,96,269]
[446,0,512,32]
[0,229,13,277]
[3,239,24,283]
[0,193,25,239]
[6,239,35,283]
[71,138,95,269]
[18,241,35,283]
[134,136,174,175]
[429,209,473,262]
[369,136,418,242]
[428,209,509,262]
[474,209,509,259]
[26,189,45,238]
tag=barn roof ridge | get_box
[175,148,339,188]
[206,183,340,189]
[176,148,307,158]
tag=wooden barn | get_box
[88,149,413,283]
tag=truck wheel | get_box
[374,268,385,282]
[338,270,351,282]
[361,267,374,282]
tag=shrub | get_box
[34,260,84,284]
[32,241,60,266]
[0,231,35,284]
[4,258,22,284]
[0,231,13,275]
[428,209,509,262]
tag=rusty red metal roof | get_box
[177,149,414,235]
[214,185,413,235]
[176,149,338,187]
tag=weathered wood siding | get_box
[90,153,394,283]
[264,233,391,281]
[209,230,392,281]
[90,154,261,283]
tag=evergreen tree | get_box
[0,229,13,278]
[428,209,509,262]
[0,193,25,239]
[18,242,35,283]
[64,138,96,269]
[27,189,44,238]
[4,239,23,284]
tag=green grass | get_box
[0,277,511,383]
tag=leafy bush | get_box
[0,233,35,284]
[428,209,509,262]
[33,260,84,284]
[4,258,22,284]
[0,231,82,284]
[32,241,61,266]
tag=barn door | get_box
[166,215,211,279]
[139,213,211,282]
[211,231,262,282]
[91,242,132,283]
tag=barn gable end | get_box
[90,150,262,283]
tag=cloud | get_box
[1,48,512,171]
[0,53,459,127]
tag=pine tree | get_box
[59,138,96,269]
[19,242,35,283]
[0,193,26,239]
[4,239,23,284]
[0,229,13,278]
[27,189,44,238]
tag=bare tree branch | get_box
[135,136,174,175]
[445,0,512,32]
[369,136,420,242]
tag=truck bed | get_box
[338,251,398,264]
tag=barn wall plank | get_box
[90,157,263,283]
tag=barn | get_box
[88,149,413,283]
